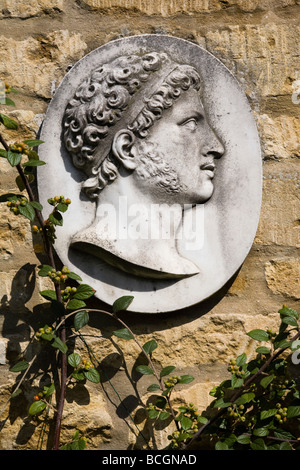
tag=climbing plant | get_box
[0,82,300,450]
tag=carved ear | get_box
[112,129,137,171]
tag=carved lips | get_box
[200,162,215,178]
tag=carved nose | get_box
[202,126,224,160]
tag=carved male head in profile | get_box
[63,51,224,279]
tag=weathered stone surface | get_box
[205,23,300,98]
[0,31,87,99]
[265,258,300,299]
[0,207,31,261]
[257,114,300,160]
[0,0,299,451]
[78,0,299,15]
[255,162,300,247]
[0,0,64,18]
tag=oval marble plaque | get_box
[38,35,262,314]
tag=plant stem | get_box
[0,131,67,450]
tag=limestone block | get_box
[265,258,300,299]
[78,0,298,15]
[0,31,87,99]
[257,114,300,160]
[78,0,213,15]
[0,0,64,18]
[205,23,300,98]
[255,163,300,247]
[0,206,31,261]
[61,387,113,447]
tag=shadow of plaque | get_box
[38,35,262,314]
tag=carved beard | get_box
[134,140,187,194]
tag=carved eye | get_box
[182,118,197,131]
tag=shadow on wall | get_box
[0,260,239,449]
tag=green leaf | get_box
[281,315,299,327]
[215,441,229,450]
[148,408,159,419]
[67,271,82,281]
[287,406,300,419]
[57,202,68,212]
[0,149,8,158]
[0,112,18,129]
[9,360,29,372]
[40,289,57,301]
[113,328,134,340]
[274,339,291,349]
[43,383,55,398]
[278,306,299,319]
[68,353,81,368]
[236,353,247,366]
[256,346,271,354]
[40,332,54,342]
[253,427,269,437]
[197,416,208,425]
[178,375,195,384]
[84,368,100,383]
[279,441,293,450]
[72,371,85,381]
[159,411,171,421]
[236,434,251,445]
[73,284,95,300]
[22,159,46,167]
[23,139,44,148]
[7,150,21,166]
[160,366,176,378]
[247,329,270,342]
[51,336,68,354]
[214,398,232,408]
[260,375,274,389]
[250,438,268,450]
[49,211,63,226]
[155,396,167,409]
[74,310,89,331]
[28,150,39,160]
[28,400,46,416]
[260,409,277,420]
[142,340,158,355]
[66,299,86,310]
[147,384,160,392]
[3,97,15,106]
[136,365,154,375]
[231,374,244,389]
[180,416,193,431]
[29,201,43,211]
[235,392,255,405]
[19,203,36,221]
[274,430,296,441]
[112,295,134,313]
[74,437,88,450]
[38,264,54,277]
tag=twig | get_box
[0,131,67,450]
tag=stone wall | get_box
[0,0,299,450]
